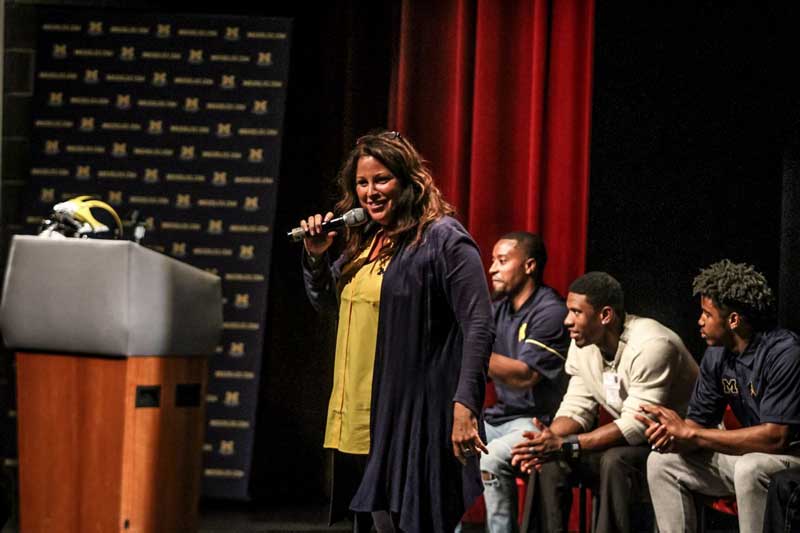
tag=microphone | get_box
[287,208,368,242]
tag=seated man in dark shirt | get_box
[481,232,569,533]
[638,259,800,533]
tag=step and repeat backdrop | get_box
[22,8,291,499]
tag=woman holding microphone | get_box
[301,130,493,532]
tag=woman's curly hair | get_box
[334,130,454,264]
[692,259,775,327]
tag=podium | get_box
[0,236,223,533]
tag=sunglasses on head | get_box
[356,131,403,146]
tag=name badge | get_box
[603,371,622,410]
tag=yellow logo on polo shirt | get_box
[722,378,739,395]
[518,323,527,342]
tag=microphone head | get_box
[343,208,368,227]
[287,226,307,242]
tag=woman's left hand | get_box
[452,401,488,465]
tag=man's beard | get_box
[491,288,507,301]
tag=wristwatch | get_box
[561,434,581,461]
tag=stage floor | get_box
[0,503,737,532]
[0,504,485,533]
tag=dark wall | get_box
[588,1,797,358]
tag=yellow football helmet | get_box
[39,195,123,239]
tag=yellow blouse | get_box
[324,237,389,454]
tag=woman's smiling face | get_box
[355,155,402,227]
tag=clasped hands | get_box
[510,418,564,474]
[634,404,695,453]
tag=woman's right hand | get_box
[302,212,337,258]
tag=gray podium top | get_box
[0,236,223,357]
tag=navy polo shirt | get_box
[687,328,800,429]
[484,285,570,425]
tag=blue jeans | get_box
[481,417,539,533]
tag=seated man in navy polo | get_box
[639,259,800,533]
[481,232,569,533]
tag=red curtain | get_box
[389,0,594,295]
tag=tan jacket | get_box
[555,315,699,445]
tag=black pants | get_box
[536,445,650,533]
[764,466,800,533]
[330,451,373,533]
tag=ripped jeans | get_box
[481,417,540,533]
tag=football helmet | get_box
[38,195,123,239]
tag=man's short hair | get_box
[692,259,775,328]
[569,272,625,318]
[500,231,547,283]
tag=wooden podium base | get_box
[16,352,208,533]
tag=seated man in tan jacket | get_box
[511,271,699,533]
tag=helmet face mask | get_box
[38,196,123,239]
